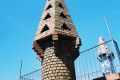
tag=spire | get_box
[32,1,81,79]
[33,0,81,60]
[34,0,79,41]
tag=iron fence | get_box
[20,69,41,80]
[20,40,120,80]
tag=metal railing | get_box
[20,69,41,80]
[75,39,120,80]
[20,40,120,80]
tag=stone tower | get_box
[32,0,81,80]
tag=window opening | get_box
[41,25,49,33]
[44,13,51,20]
[61,23,71,30]
[46,4,52,10]
[58,3,64,9]
[59,12,67,19]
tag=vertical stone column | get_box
[41,38,77,80]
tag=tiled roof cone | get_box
[32,0,81,80]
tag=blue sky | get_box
[0,0,120,80]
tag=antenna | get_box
[104,16,120,63]
[104,16,113,40]
[19,61,23,79]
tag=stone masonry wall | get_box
[41,39,76,80]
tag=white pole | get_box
[104,16,120,63]
[104,16,113,40]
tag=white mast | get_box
[104,16,120,63]
[104,17,116,56]
[104,16,113,40]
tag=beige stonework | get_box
[93,73,120,80]
[106,73,120,80]
[32,0,81,80]
[34,0,79,41]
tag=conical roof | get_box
[34,0,78,41]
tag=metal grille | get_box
[20,69,41,80]
[75,39,120,80]
[20,40,120,80]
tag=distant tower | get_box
[97,36,115,75]
[32,0,81,80]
